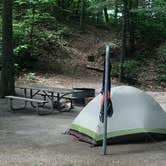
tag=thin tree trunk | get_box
[96,12,102,24]
[119,0,128,81]
[80,0,84,28]
[1,0,15,97]
[104,8,109,24]
[74,0,80,17]
[128,0,134,55]
[29,4,35,42]
[114,0,118,23]
[29,4,35,56]
[129,0,138,55]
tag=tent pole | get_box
[103,45,110,155]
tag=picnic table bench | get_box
[5,84,83,114]
[5,96,48,115]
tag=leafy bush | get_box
[158,75,166,83]
[26,72,36,80]
[122,60,140,84]
[156,43,166,84]
[0,17,2,69]
[112,60,140,84]
[157,43,166,64]
[133,50,147,61]
[14,63,21,75]
[14,44,36,70]
[133,5,166,47]
[13,21,27,46]
[112,62,119,77]
[0,60,1,71]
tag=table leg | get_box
[57,93,62,112]
[23,89,28,108]
[30,89,32,98]
[51,92,54,112]
[24,88,27,97]
[57,93,60,102]
[30,89,36,108]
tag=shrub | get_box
[122,60,140,84]
[133,5,166,47]
[14,44,36,70]
[26,72,36,80]
[158,75,166,83]
[156,43,166,85]
[112,62,119,77]
[112,60,140,84]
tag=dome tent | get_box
[68,86,166,145]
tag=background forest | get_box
[0,0,166,90]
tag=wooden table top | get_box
[15,84,80,94]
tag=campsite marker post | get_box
[103,45,110,155]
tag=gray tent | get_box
[68,86,166,145]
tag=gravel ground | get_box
[0,76,166,166]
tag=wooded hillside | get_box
[0,0,166,95]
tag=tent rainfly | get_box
[68,86,166,145]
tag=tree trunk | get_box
[119,0,128,81]
[1,0,15,97]
[29,4,35,57]
[114,0,118,23]
[29,4,35,42]
[80,0,84,29]
[128,0,138,55]
[104,7,109,24]
[74,0,80,17]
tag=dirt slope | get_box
[25,24,165,90]
[35,25,120,76]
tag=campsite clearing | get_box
[0,75,165,165]
[0,89,166,165]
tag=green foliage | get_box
[87,1,114,14]
[13,21,27,46]
[156,42,166,84]
[133,50,148,61]
[158,64,166,73]
[26,72,36,80]
[0,0,165,87]
[0,54,1,69]
[14,63,21,75]
[112,62,119,77]
[54,26,70,36]
[157,43,166,64]
[14,44,36,70]
[0,17,2,67]
[132,3,166,47]
[122,60,140,84]
[112,60,140,84]
[12,1,59,73]
[158,75,166,83]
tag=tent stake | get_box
[103,45,110,155]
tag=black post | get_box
[102,45,110,155]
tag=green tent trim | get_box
[70,124,166,141]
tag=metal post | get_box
[103,45,110,155]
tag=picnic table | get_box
[6,84,82,114]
